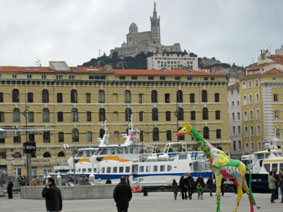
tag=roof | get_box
[228,83,239,89]
[0,66,53,73]
[247,63,272,71]
[269,55,283,65]
[240,68,283,80]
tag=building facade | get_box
[110,3,181,57]
[0,62,230,177]
[147,52,198,70]
[228,83,242,159]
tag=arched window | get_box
[203,127,209,139]
[190,93,195,103]
[71,89,78,103]
[125,108,132,121]
[43,131,50,143]
[99,90,105,103]
[42,89,49,103]
[99,108,106,122]
[13,108,20,122]
[152,108,158,121]
[177,90,183,103]
[57,151,65,157]
[151,90,158,103]
[165,111,171,121]
[216,129,221,139]
[214,93,220,102]
[42,108,50,122]
[43,152,51,158]
[191,111,196,120]
[58,132,64,142]
[202,107,208,120]
[201,90,207,102]
[178,127,185,140]
[13,152,22,158]
[71,108,78,122]
[177,107,184,121]
[166,130,172,141]
[215,110,220,120]
[124,90,131,103]
[99,128,105,139]
[153,127,159,141]
[72,128,79,142]
[12,89,19,103]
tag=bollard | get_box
[89,174,95,183]
[143,187,148,196]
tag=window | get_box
[243,95,247,105]
[233,141,236,151]
[202,107,208,120]
[175,76,180,80]
[42,108,50,122]
[244,127,248,137]
[27,92,33,103]
[29,134,35,142]
[70,90,78,103]
[131,76,137,80]
[256,93,259,104]
[12,89,19,103]
[166,130,172,141]
[166,111,171,121]
[42,89,49,103]
[216,129,221,139]
[69,75,75,80]
[146,166,151,172]
[232,101,234,107]
[27,111,34,122]
[187,77,192,80]
[0,92,3,102]
[87,111,92,122]
[255,79,259,86]
[160,76,166,80]
[249,94,253,104]
[167,165,172,171]
[43,131,50,143]
[176,90,183,103]
[58,132,64,142]
[99,108,106,122]
[250,110,253,120]
[165,93,170,103]
[238,141,242,150]
[244,111,248,121]
[57,93,63,103]
[203,127,209,139]
[201,90,207,102]
[232,113,235,121]
[57,112,63,122]
[13,132,21,143]
[119,76,125,80]
[257,125,261,136]
[0,112,4,122]
[190,93,195,103]
[215,110,220,120]
[139,111,143,121]
[140,130,144,142]
[152,108,158,121]
[72,128,79,142]
[13,108,20,122]
[256,109,260,120]
[43,152,51,158]
[71,108,78,122]
[238,126,241,134]
[138,93,143,104]
[274,94,278,102]
[160,165,165,172]
[125,108,132,121]
[214,93,220,102]
[151,90,158,103]
[248,80,252,88]
[251,142,255,152]
[276,128,280,137]
[124,90,131,103]
[148,76,154,80]
[99,90,105,103]
[237,101,240,106]
[233,126,236,135]
[119,167,124,173]
[153,127,159,141]
[274,110,279,119]
[237,112,240,120]
[86,93,91,103]
[191,111,196,120]
[177,107,184,121]
[58,151,65,157]
[87,131,92,142]
[250,126,254,136]
[42,75,46,79]
[56,75,62,80]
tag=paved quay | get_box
[0,192,282,212]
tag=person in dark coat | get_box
[172,179,179,200]
[273,170,279,200]
[106,178,112,184]
[207,175,213,196]
[185,172,195,200]
[113,176,132,212]
[7,180,13,199]
[42,177,62,212]
[179,175,187,200]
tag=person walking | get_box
[7,180,13,199]
[268,171,277,203]
[42,177,62,212]
[113,176,132,212]
[179,176,187,200]
[273,171,279,200]
[172,179,178,200]
[207,175,213,196]
[196,183,204,200]
[279,170,283,203]
[31,176,38,186]
[185,172,195,200]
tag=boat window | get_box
[160,165,165,172]
[273,153,278,157]
[119,167,124,173]
[100,149,107,155]
[86,151,91,157]
[179,154,187,160]
[113,167,117,173]
[107,167,111,173]
[153,165,158,172]
[82,168,86,173]
[78,169,81,173]
[76,152,83,157]
[167,165,172,172]
[146,165,151,172]
[264,153,270,158]
[101,167,105,173]
[125,166,130,173]
[125,148,129,154]
[264,164,270,172]
[272,163,278,171]
[130,148,134,154]
[111,148,115,155]
[139,166,144,172]
[133,148,138,154]
[93,168,96,173]
[255,154,264,160]
[88,168,92,173]
[280,163,283,170]
[117,148,123,154]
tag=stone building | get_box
[110,3,181,57]
[0,62,230,177]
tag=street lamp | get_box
[174,108,180,142]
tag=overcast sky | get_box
[0,0,282,67]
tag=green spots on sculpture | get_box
[227,158,241,168]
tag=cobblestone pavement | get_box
[0,192,282,212]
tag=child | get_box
[196,182,203,200]
[172,179,178,200]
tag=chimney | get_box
[104,64,112,71]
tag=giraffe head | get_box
[177,122,192,136]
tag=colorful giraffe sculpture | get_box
[177,123,256,212]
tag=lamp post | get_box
[175,108,180,142]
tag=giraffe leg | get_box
[242,179,254,212]
[215,174,222,212]
[233,178,243,212]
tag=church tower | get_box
[150,2,160,44]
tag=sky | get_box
[0,0,282,67]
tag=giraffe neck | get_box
[190,128,214,158]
